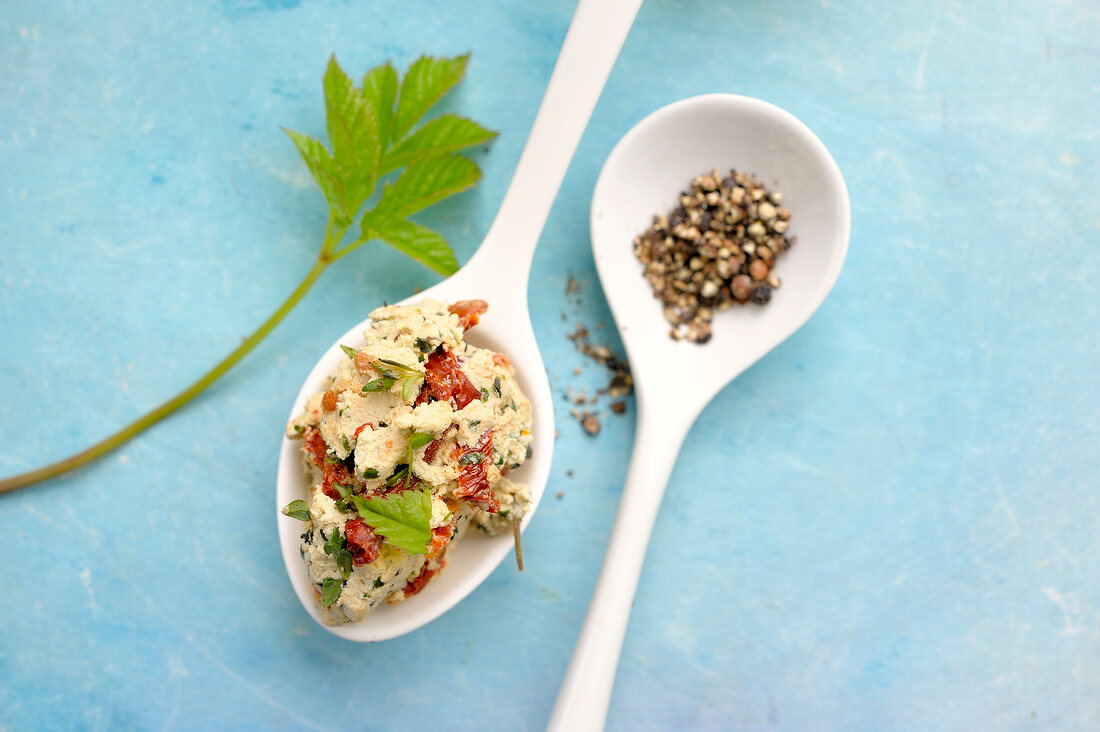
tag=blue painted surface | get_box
[1,0,1098,729]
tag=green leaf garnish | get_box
[363,467,379,479]
[361,218,458,275]
[458,451,484,466]
[408,432,434,450]
[321,577,343,607]
[361,61,398,154]
[382,115,496,174]
[401,376,419,402]
[281,499,311,521]
[480,387,489,402]
[323,526,353,579]
[393,54,470,142]
[362,377,396,392]
[0,53,495,496]
[340,344,358,358]
[349,488,432,555]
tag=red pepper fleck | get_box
[419,348,481,410]
[353,422,375,439]
[448,299,488,330]
[455,430,499,512]
[344,518,383,566]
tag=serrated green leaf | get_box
[393,54,469,142]
[381,115,497,174]
[283,128,349,224]
[369,155,481,223]
[362,61,399,154]
[362,218,458,276]
[323,55,380,212]
[349,489,432,555]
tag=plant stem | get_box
[0,256,332,495]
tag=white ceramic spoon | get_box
[275,0,643,642]
[549,94,851,729]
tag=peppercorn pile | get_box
[632,169,793,343]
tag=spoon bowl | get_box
[550,94,849,728]
[275,271,553,642]
[275,0,644,642]
[591,93,850,411]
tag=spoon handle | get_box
[467,0,643,290]
[548,398,691,731]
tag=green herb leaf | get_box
[458,451,484,466]
[321,577,343,607]
[363,467,379,479]
[368,155,481,223]
[323,55,380,212]
[384,466,409,488]
[373,577,385,588]
[414,338,433,353]
[361,61,399,153]
[376,359,420,375]
[493,376,502,397]
[401,376,419,402]
[362,377,395,392]
[480,387,489,402]
[393,54,469,142]
[340,344,358,358]
[341,434,351,453]
[323,526,353,578]
[283,128,348,222]
[281,499,311,521]
[349,488,432,555]
[382,115,497,173]
[362,218,459,276]
[408,432,434,450]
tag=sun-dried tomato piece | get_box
[302,427,354,501]
[302,427,327,468]
[426,522,454,560]
[448,299,488,330]
[422,425,456,465]
[420,349,481,410]
[344,518,383,566]
[455,431,499,512]
[401,563,441,598]
[353,422,374,439]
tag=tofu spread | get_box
[282,299,533,624]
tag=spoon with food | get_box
[275,0,644,642]
[549,94,851,728]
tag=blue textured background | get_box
[2,1,1098,729]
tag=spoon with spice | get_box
[549,94,850,728]
[276,0,644,642]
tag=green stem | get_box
[0,256,331,495]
